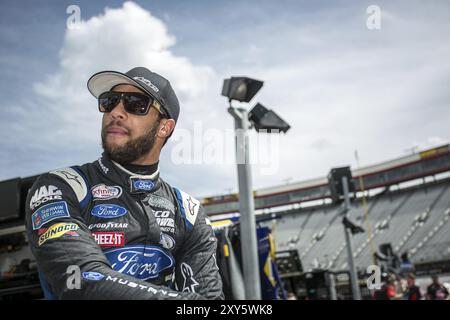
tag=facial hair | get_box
[101,120,159,165]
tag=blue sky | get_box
[1,1,449,197]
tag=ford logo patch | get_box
[82,272,105,281]
[104,245,175,280]
[133,180,154,191]
[91,204,127,219]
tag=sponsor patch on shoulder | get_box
[32,201,70,230]
[49,168,88,204]
[38,222,79,246]
[174,188,200,230]
[29,185,63,210]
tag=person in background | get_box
[373,273,396,300]
[403,273,422,300]
[426,274,449,300]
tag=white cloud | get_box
[23,1,227,189]
[34,1,215,129]
[0,1,236,194]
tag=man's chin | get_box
[106,134,128,146]
[104,140,127,153]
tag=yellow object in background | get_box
[223,244,229,257]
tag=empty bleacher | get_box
[271,178,450,272]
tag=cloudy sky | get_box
[0,0,449,198]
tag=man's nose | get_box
[110,100,128,120]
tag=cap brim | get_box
[87,71,153,99]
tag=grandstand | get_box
[275,178,450,273]
[205,144,450,274]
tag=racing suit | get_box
[25,154,223,300]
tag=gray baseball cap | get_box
[87,67,180,122]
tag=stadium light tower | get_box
[221,76,290,300]
[222,76,262,300]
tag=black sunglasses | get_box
[98,91,166,116]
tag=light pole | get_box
[222,77,290,300]
[328,167,364,300]
[228,105,261,300]
[342,176,362,300]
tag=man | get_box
[426,274,449,300]
[403,273,422,300]
[25,67,223,300]
[373,273,400,300]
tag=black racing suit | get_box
[25,154,223,300]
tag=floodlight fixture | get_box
[248,103,291,133]
[221,77,263,103]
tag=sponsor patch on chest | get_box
[103,245,174,280]
[143,194,175,213]
[154,210,175,233]
[92,232,125,248]
[91,184,122,200]
[129,177,155,193]
[88,222,128,230]
[91,204,128,219]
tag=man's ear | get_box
[158,119,176,138]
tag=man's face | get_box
[101,84,162,164]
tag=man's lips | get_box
[106,126,128,136]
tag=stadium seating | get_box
[270,179,450,272]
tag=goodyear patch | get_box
[38,222,80,246]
